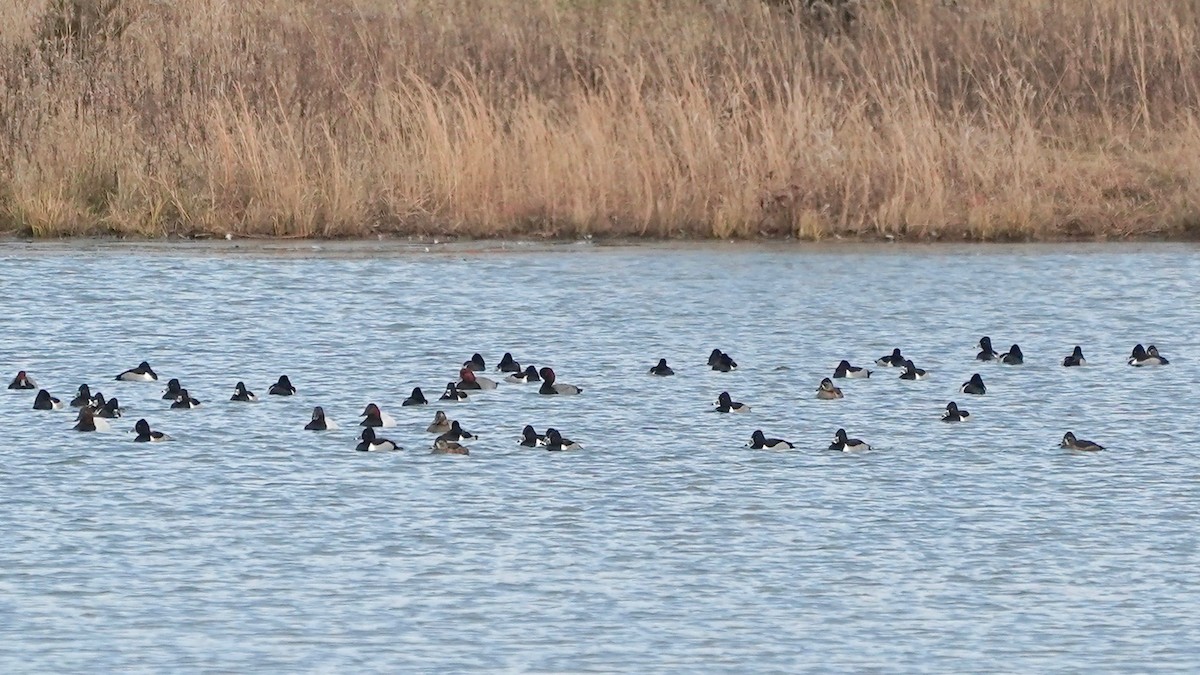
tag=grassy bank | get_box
[3,0,1200,240]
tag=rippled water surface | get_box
[1,241,1198,672]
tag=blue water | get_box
[1,241,1197,672]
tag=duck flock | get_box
[5,339,1171,454]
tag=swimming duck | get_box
[709,351,738,372]
[432,439,470,455]
[1062,346,1086,367]
[440,382,469,401]
[95,396,123,419]
[545,428,582,451]
[898,360,928,380]
[116,361,158,382]
[356,427,400,452]
[170,389,201,409]
[538,368,582,395]
[436,420,476,443]
[426,410,452,434]
[941,401,970,422]
[1061,432,1104,451]
[70,384,93,408]
[230,381,258,402]
[73,407,110,432]
[268,375,296,396]
[748,430,793,450]
[458,368,498,390]
[7,370,36,390]
[32,389,63,410]
[960,373,986,395]
[133,419,171,442]
[496,352,521,373]
[649,358,675,376]
[506,365,541,384]
[715,391,750,413]
[832,360,870,378]
[520,424,547,447]
[359,403,397,428]
[91,392,109,410]
[462,353,486,372]
[976,337,999,361]
[1129,344,1169,366]
[161,378,184,400]
[402,387,429,406]
[875,348,905,367]
[305,406,338,430]
[829,428,870,452]
[1000,344,1024,365]
[816,378,844,399]
[1128,343,1147,364]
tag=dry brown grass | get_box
[3,0,1200,240]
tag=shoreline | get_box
[2,235,1196,258]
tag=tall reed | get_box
[2,0,1200,240]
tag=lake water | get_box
[1,241,1198,672]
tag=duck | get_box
[941,401,970,422]
[133,419,171,442]
[7,370,36,390]
[520,425,547,447]
[116,361,158,382]
[431,439,470,455]
[545,428,582,451]
[506,365,541,384]
[426,410,452,434]
[1061,432,1104,451]
[715,391,750,413]
[32,389,63,410]
[1062,346,1086,367]
[359,403,397,427]
[710,350,738,372]
[462,353,486,372]
[649,358,675,376]
[829,428,870,452]
[170,389,201,409]
[161,378,184,400]
[960,373,986,395]
[91,392,109,410]
[898,360,928,380]
[538,368,582,395]
[1128,343,1147,364]
[1147,345,1170,365]
[707,348,726,368]
[95,397,123,419]
[875,348,905,367]
[1128,344,1169,366]
[748,430,793,450]
[496,352,521,373]
[402,387,428,406]
[230,381,258,402]
[268,375,296,396]
[73,407,110,432]
[816,378,844,399]
[436,420,476,443]
[356,427,401,452]
[70,384,93,408]
[457,368,498,390]
[976,337,999,361]
[832,360,870,378]
[305,406,338,430]
[1000,344,1024,365]
[440,382,469,401]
